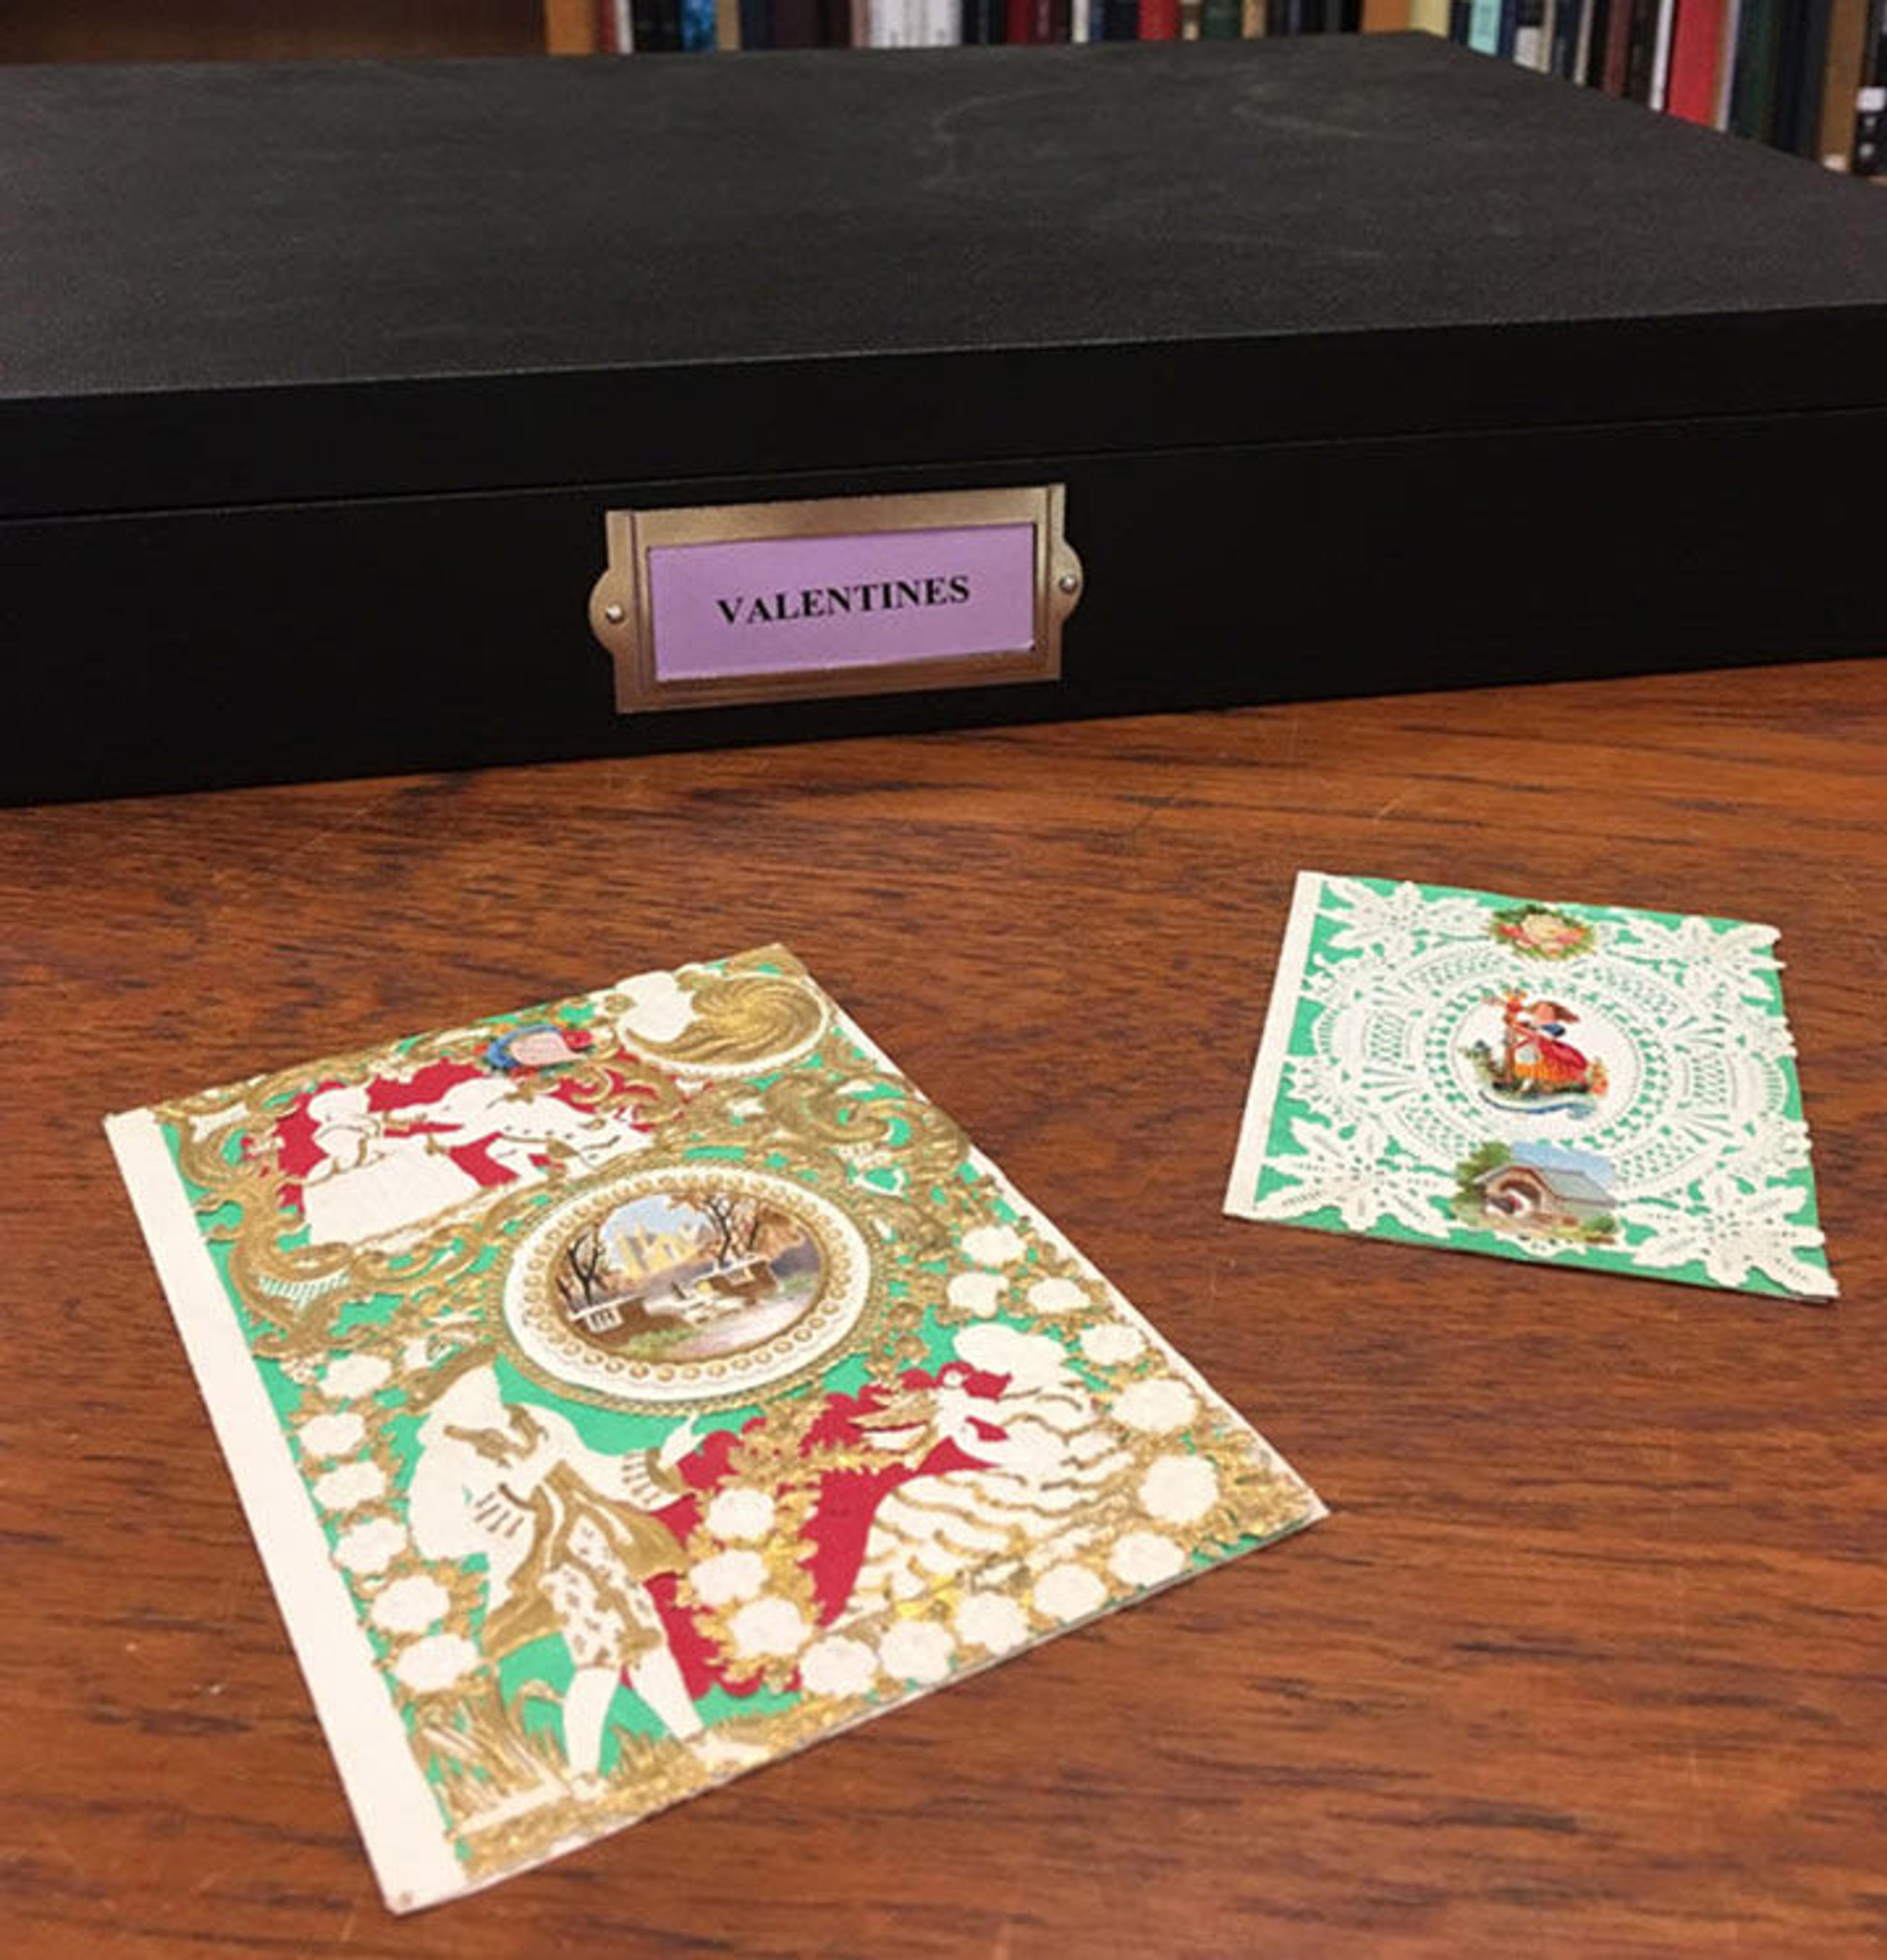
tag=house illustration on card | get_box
[1469,1142,1616,1237]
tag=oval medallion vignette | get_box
[501,1165,871,1408]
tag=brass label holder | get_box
[589,484,1082,714]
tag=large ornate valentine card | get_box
[107,947,1321,1910]
[1225,873,1836,1301]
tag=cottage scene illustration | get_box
[1463,989,1609,1119]
[554,1190,824,1362]
[1454,1139,1618,1245]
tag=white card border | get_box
[1223,869,1324,1220]
[104,1107,468,1914]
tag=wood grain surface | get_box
[1,658,1882,1957]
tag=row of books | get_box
[606,0,1301,43]
[592,1,1887,175]
[1441,0,1887,169]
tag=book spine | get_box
[1648,0,1678,105]
[546,0,604,50]
[1514,0,1547,62]
[1789,0,1835,151]
[1625,0,1660,96]
[1815,0,1868,158]
[772,0,824,41]
[1244,0,1270,28]
[1601,0,1634,85]
[739,0,771,43]
[680,0,717,47]
[1143,0,1183,29]
[1467,0,1502,49]
[1769,0,1808,144]
[1730,0,1782,136]
[1665,0,1726,118]
[1712,0,1742,121]
[1409,0,1451,28]
[1858,0,1887,173]
[1202,0,1245,28]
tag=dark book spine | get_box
[739,0,772,42]
[1551,0,1582,73]
[1050,0,1073,32]
[1857,0,1887,172]
[1770,0,1808,145]
[1735,0,1785,138]
[772,0,823,39]
[1600,0,1634,86]
[1789,0,1835,152]
[963,0,1006,33]
[1624,0,1660,96]
[1449,0,1471,38]
[1498,0,1520,54]
[1201,0,1243,28]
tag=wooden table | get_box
[3,658,1882,1956]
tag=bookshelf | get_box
[0,3,557,64]
[0,3,1878,175]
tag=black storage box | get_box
[5,33,1887,803]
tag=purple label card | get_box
[647,523,1039,682]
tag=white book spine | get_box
[1649,0,1677,112]
[1573,0,1597,85]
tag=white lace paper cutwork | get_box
[1224,873,1836,1302]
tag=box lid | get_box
[6,34,1887,519]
